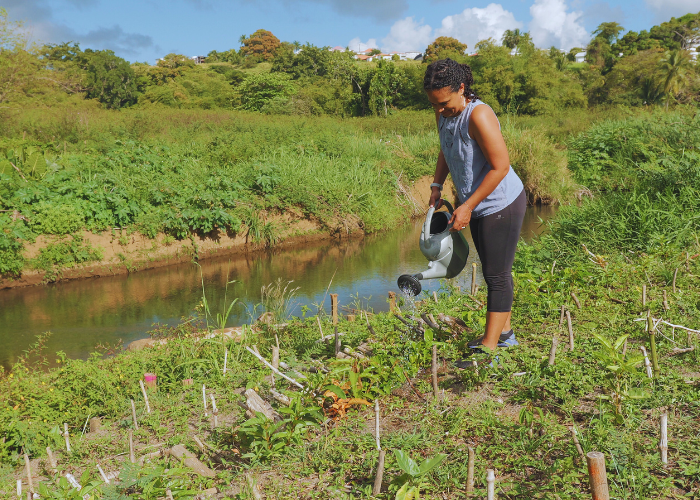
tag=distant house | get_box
[191,55,206,64]
[689,42,699,62]
[329,46,346,52]
[574,51,586,63]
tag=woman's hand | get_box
[448,203,472,232]
[429,186,442,208]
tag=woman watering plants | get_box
[424,58,525,366]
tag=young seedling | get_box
[393,450,447,500]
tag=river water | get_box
[0,206,554,369]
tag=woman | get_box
[424,58,526,360]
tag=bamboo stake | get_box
[331,293,339,325]
[642,284,647,307]
[374,399,381,451]
[663,290,669,311]
[571,291,581,309]
[548,333,559,366]
[566,310,574,351]
[202,384,208,416]
[372,449,386,495]
[210,395,218,429]
[166,489,175,500]
[660,413,668,464]
[128,430,135,463]
[223,348,228,375]
[46,447,58,475]
[245,346,305,390]
[131,399,139,429]
[433,291,438,303]
[139,380,151,414]
[672,268,678,293]
[388,291,396,312]
[24,453,33,494]
[317,316,324,340]
[63,423,71,453]
[334,326,340,355]
[16,479,21,497]
[586,451,610,500]
[97,463,109,484]
[271,346,279,387]
[486,469,495,500]
[471,263,477,295]
[431,344,439,399]
[466,446,475,494]
[569,427,585,460]
[559,305,565,328]
[648,310,659,377]
[640,346,653,378]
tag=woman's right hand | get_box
[429,186,442,208]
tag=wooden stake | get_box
[466,446,475,494]
[431,344,439,399]
[271,346,279,387]
[24,453,33,494]
[569,427,585,460]
[245,346,305,390]
[559,305,565,328]
[586,451,610,500]
[317,316,324,340]
[663,290,669,311]
[89,417,101,433]
[648,311,659,377]
[334,326,340,355]
[672,268,678,293]
[571,291,581,309]
[622,338,628,358]
[202,384,208,416]
[131,399,139,429]
[347,314,356,322]
[566,310,574,351]
[374,399,381,451]
[16,478,21,497]
[46,447,58,475]
[63,423,71,453]
[388,291,396,312]
[486,469,495,500]
[640,346,653,378]
[97,463,109,484]
[144,373,157,389]
[210,395,218,429]
[223,348,228,375]
[471,263,477,295]
[548,333,559,366]
[139,380,151,413]
[660,413,668,464]
[128,430,135,463]
[330,293,339,324]
[166,489,175,500]
[642,284,647,307]
[433,291,439,303]
[372,449,386,495]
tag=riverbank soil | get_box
[1,239,699,498]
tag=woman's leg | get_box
[469,190,526,350]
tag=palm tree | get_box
[659,49,692,110]
[639,77,663,106]
[501,29,522,50]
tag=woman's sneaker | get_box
[467,330,519,349]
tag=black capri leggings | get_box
[469,189,526,312]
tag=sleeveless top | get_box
[438,99,524,219]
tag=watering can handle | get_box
[422,199,455,243]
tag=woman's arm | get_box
[448,105,511,230]
[430,110,449,208]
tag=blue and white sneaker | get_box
[467,330,519,349]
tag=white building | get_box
[574,51,586,63]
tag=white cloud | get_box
[381,17,433,52]
[348,37,379,52]
[435,4,523,50]
[529,0,589,50]
[644,0,700,21]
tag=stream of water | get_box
[0,206,555,369]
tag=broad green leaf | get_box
[417,453,447,476]
[324,384,346,400]
[613,335,629,352]
[394,450,420,476]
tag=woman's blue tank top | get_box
[438,99,524,218]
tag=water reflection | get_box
[0,206,552,369]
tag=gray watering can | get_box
[397,199,469,296]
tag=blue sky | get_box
[8,0,699,63]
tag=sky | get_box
[7,0,700,64]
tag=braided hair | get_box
[423,58,479,100]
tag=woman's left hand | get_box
[448,203,472,232]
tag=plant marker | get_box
[648,311,659,377]
[640,346,653,378]
[210,394,218,429]
[571,291,581,309]
[586,451,610,500]
[569,427,585,460]
[559,305,565,328]
[131,399,139,429]
[374,399,381,451]
[128,430,135,463]
[46,447,58,475]
[548,333,559,366]
[139,380,151,413]
[24,453,33,494]
[372,449,386,496]
[271,346,279,387]
[432,344,439,399]
[566,310,574,351]
[331,293,339,324]
[433,291,439,303]
[202,384,208,416]
[660,413,668,464]
[97,463,109,484]
[471,262,477,295]
[663,290,669,311]
[466,446,475,493]
[17,478,21,497]
[144,373,157,389]
[65,473,90,500]
[486,469,496,500]
[63,423,71,453]
[223,348,228,375]
[642,284,646,307]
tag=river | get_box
[0,206,555,369]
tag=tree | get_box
[368,59,404,116]
[157,53,195,70]
[0,8,42,106]
[78,49,137,108]
[592,22,624,45]
[501,29,523,49]
[240,29,281,61]
[423,36,468,63]
[659,49,693,109]
[238,72,295,111]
